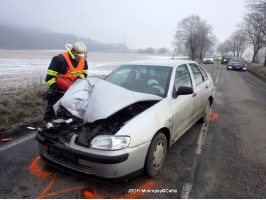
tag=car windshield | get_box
[105,65,172,98]
[205,55,212,58]
[230,57,245,63]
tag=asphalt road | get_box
[0,62,265,199]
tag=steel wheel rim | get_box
[152,140,165,170]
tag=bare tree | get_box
[228,28,248,57]
[244,13,265,62]
[245,0,266,64]
[217,40,231,56]
[174,15,215,60]
[197,24,216,60]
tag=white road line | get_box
[0,132,36,152]
[181,183,193,199]
[196,122,210,155]
[181,107,214,198]
[181,64,219,198]
[215,64,222,84]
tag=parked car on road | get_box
[36,60,214,181]
[227,57,247,71]
[202,55,214,64]
[221,55,233,64]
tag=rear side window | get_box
[174,64,192,90]
[189,63,204,86]
[197,64,208,80]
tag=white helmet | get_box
[72,41,87,59]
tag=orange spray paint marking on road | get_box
[29,156,53,178]
[1,138,12,142]
[37,175,57,199]
[38,178,85,199]
[208,112,219,121]
[82,190,104,199]
[29,156,85,199]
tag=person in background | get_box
[42,41,88,127]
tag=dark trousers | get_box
[43,92,64,122]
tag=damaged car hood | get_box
[55,78,162,122]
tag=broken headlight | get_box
[90,135,130,150]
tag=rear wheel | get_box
[199,100,210,123]
[144,132,167,177]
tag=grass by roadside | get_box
[247,63,266,83]
[0,75,105,136]
[0,85,47,133]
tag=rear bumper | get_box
[203,60,213,64]
[36,133,150,181]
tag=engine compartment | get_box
[39,100,159,147]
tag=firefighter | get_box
[43,41,88,127]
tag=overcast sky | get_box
[0,0,247,50]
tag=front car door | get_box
[171,64,194,140]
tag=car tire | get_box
[144,132,167,177]
[199,100,210,123]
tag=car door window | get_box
[197,64,208,80]
[189,63,204,86]
[174,64,192,90]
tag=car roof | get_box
[123,59,197,68]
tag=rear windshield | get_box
[224,55,233,58]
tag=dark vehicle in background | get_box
[227,57,247,72]
[221,55,233,64]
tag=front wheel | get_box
[144,132,167,177]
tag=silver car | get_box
[36,60,214,181]
[202,55,214,64]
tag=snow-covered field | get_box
[0,50,180,92]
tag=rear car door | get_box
[188,63,209,122]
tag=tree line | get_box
[137,47,170,55]
[217,0,266,66]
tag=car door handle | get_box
[193,92,197,97]
[205,85,209,88]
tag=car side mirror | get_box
[173,86,193,99]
